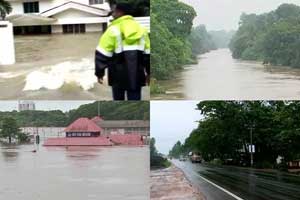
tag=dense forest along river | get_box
[0,33,149,100]
[155,49,300,100]
[0,144,149,200]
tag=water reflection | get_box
[0,144,149,200]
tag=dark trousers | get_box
[112,87,142,100]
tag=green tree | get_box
[0,117,22,143]
[174,101,300,168]
[230,4,300,67]
[0,0,12,20]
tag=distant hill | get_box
[0,101,150,127]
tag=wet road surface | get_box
[0,144,149,200]
[0,34,149,100]
[173,160,300,200]
[153,49,300,100]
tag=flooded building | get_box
[91,116,150,136]
[65,117,102,137]
[43,117,146,146]
[6,0,110,34]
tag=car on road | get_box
[190,153,202,163]
[179,156,187,161]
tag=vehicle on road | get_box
[189,152,202,163]
[179,155,187,161]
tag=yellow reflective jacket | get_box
[95,15,150,90]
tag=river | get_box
[0,33,149,100]
[0,144,149,200]
[153,49,300,100]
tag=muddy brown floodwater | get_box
[0,33,149,100]
[0,144,149,200]
[153,49,300,100]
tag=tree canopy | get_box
[151,0,217,81]
[0,0,12,20]
[170,101,300,169]
[230,4,300,67]
[0,117,29,143]
[0,101,149,127]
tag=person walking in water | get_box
[95,3,150,100]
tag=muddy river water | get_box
[0,144,149,200]
[0,33,149,100]
[154,49,300,100]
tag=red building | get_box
[65,118,102,137]
[44,117,146,146]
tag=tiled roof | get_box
[65,118,102,133]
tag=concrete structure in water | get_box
[0,21,15,65]
[6,0,110,34]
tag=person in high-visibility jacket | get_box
[95,3,150,100]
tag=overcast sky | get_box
[0,101,93,112]
[151,101,202,155]
[181,0,300,31]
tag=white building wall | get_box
[0,21,15,65]
[9,0,110,15]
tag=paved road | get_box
[173,160,300,200]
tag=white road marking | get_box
[186,166,244,200]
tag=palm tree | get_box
[0,0,12,21]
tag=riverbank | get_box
[150,165,205,200]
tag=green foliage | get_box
[151,0,196,37]
[0,101,149,127]
[0,0,12,20]
[150,78,165,94]
[150,138,171,169]
[152,0,213,80]
[0,117,27,143]
[173,101,300,168]
[169,141,183,158]
[230,4,300,67]
[189,25,217,55]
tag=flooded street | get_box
[0,144,149,200]
[0,33,149,100]
[174,160,300,200]
[154,49,300,100]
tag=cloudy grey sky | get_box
[0,101,93,112]
[182,0,300,31]
[151,101,202,155]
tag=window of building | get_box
[62,24,86,34]
[89,0,104,5]
[23,2,39,13]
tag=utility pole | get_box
[250,126,253,167]
[98,101,100,116]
